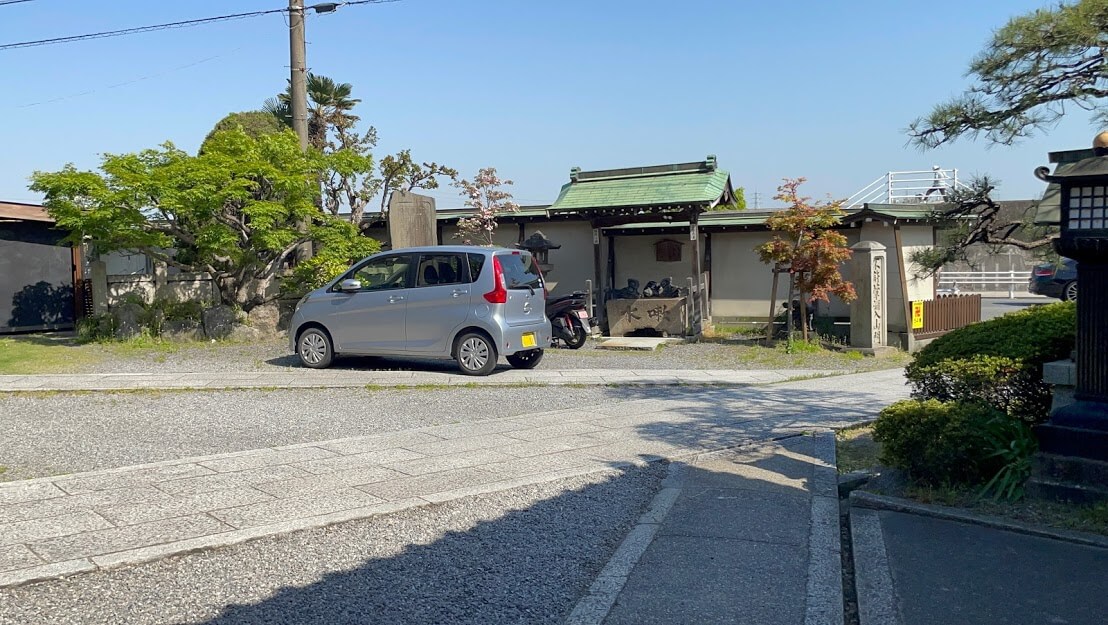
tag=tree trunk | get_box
[799,295,809,341]
[785,272,795,341]
[766,264,780,342]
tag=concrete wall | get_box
[106,269,218,308]
[708,231,790,319]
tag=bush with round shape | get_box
[873,399,1006,486]
[907,355,1052,423]
[905,301,1075,423]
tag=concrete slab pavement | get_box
[0,369,909,591]
[567,433,843,625]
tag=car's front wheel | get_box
[506,349,544,370]
[298,327,334,369]
[1063,280,1078,302]
[456,332,497,376]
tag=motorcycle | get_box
[546,290,593,349]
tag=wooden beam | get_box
[893,225,913,338]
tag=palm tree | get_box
[265,73,360,149]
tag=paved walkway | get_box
[851,496,1108,625]
[0,368,842,392]
[0,369,907,598]
[567,434,842,625]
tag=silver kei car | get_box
[288,245,551,376]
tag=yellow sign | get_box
[911,301,924,330]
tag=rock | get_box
[202,305,236,340]
[229,323,264,342]
[247,303,281,336]
[162,319,203,342]
[111,302,145,339]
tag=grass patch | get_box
[836,424,882,474]
[0,336,103,374]
[901,484,1108,537]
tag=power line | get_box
[0,1,399,51]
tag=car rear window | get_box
[467,253,486,283]
[497,252,543,290]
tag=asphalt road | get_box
[979,295,1056,321]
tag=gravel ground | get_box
[74,336,901,374]
[0,385,652,481]
[0,464,666,625]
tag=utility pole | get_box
[288,0,309,150]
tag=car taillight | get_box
[483,256,508,304]
[1034,267,1055,277]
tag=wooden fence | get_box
[912,293,982,339]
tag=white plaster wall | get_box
[708,231,789,319]
[522,221,595,296]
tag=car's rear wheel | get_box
[456,332,497,376]
[298,327,334,369]
[506,349,544,369]
[1063,280,1078,302]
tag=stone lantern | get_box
[516,230,561,291]
[1028,132,1108,502]
[516,231,560,271]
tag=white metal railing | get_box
[937,270,1028,299]
[845,168,970,209]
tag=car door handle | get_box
[388,295,405,303]
[451,289,468,298]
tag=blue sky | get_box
[1,0,1099,208]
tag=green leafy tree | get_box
[908,0,1108,148]
[30,128,377,310]
[755,178,856,339]
[201,111,285,153]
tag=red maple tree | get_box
[756,178,857,340]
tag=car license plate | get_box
[521,333,537,348]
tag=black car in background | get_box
[1029,258,1078,301]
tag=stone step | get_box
[1033,453,1108,486]
[1026,477,1108,505]
[1034,424,1108,462]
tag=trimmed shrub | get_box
[907,355,1051,423]
[908,301,1075,370]
[873,399,1006,486]
[905,301,1075,423]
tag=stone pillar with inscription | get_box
[387,190,437,249]
[849,241,890,354]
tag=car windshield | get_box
[498,252,542,290]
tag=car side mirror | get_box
[338,279,362,292]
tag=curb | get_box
[849,490,1108,550]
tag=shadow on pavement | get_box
[1,445,828,625]
[623,384,893,453]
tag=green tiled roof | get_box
[548,159,733,213]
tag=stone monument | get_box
[849,241,893,355]
[387,190,437,249]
